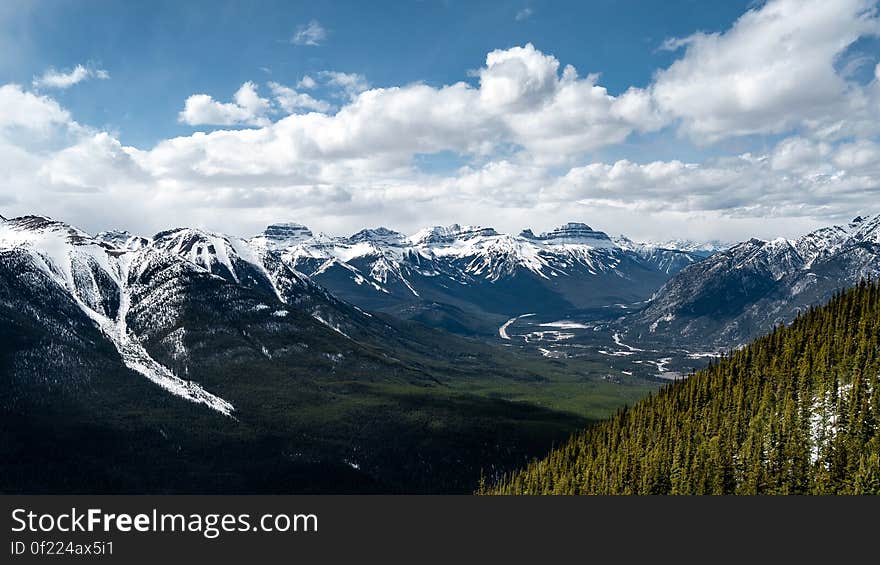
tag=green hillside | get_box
[482,281,880,495]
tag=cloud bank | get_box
[2,0,880,243]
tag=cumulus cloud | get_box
[478,44,561,111]
[178,81,272,126]
[770,137,833,175]
[162,44,660,175]
[544,154,880,223]
[297,75,317,89]
[651,0,880,142]
[32,64,110,89]
[39,132,147,191]
[291,20,327,46]
[833,139,880,170]
[0,84,73,134]
[317,71,370,98]
[268,82,333,113]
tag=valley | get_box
[2,212,879,493]
[495,310,722,381]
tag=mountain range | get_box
[3,210,880,493]
[0,213,652,493]
[627,215,880,349]
[249,221,720,335]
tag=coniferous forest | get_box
[482,281,880,495]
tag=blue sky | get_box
[1,0,880,241]
[3,0,753,147]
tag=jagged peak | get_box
[847,213,880,243]
[0,215,98,248]
[95,229,150,251]
[95,229,132,244]
[152,226,210,239]
[150,228,242,260]
[409,224,498,245]
[347,227,406,245]
[6,214,65,230]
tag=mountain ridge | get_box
[243,219,720,333]
[628,214,880,349]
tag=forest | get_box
[482,281,880,495]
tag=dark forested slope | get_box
[484,281,880,495]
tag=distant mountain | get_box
[250,221,715,334]
[483,281,880,495]
[612,235,729,275]
[628,215,880,349]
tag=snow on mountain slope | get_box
[250,223,314,250]
[629,215,880,348]
[244,220,714,323]
[151,227,283,294]
[136,222,397,353]
[267,221,710,286]
[0,216,234,415]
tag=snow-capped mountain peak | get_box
[0,215,235,415]
[346,227,407,247]
[408,224,499,246]
[252,222,314,250]
[1,215,99,249]
[95,229,151,251]
[849,214,880,244]
[523,222,615,247]
[632,213,880,348]
[233,219,724,302]
[151,227,251,283]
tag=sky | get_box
[2,0,880,243]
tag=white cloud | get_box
[656,36,694,52]
[770,136,833,175]
[474,44,661,160]
[32,64,110,89]
[178,81,272,126]
[651,0,880,142]
[0,84,73,133]
[161,44,658,174]
[317,71,370,98]
[297,75,317,89]
[544,154,880,224]
[833,139,880,170]
[515,8,533,21]
[478,44,561,111]
[268,82,333,113]
[39,132,147,191]
[291,20,327,46]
